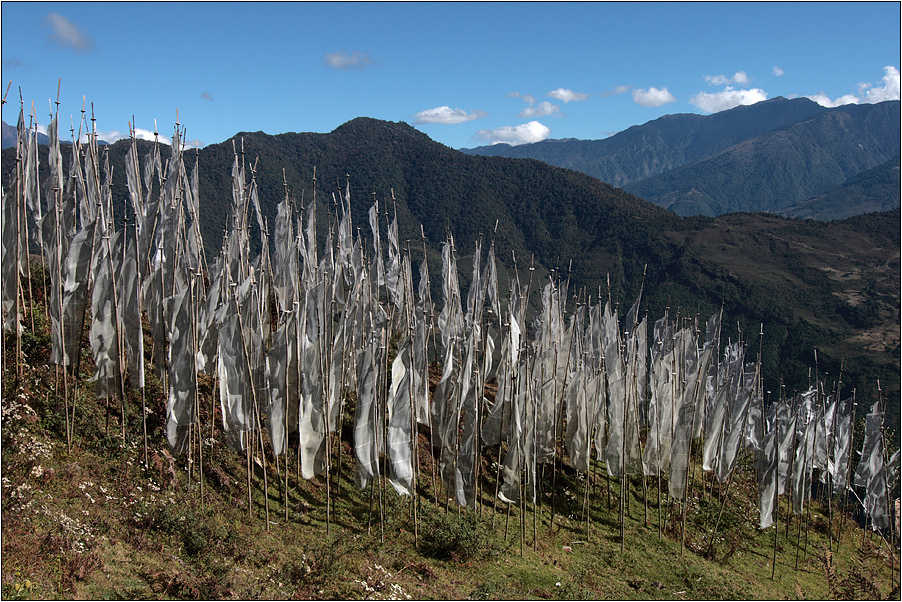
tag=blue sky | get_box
[2,2,899,149]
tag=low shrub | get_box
[418,507,504,562]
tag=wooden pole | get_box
[680,343,705,558]
[14,105,24,381]
[24,108,37,336]
[772,410,781,580]
[837,393,857,545]
[193,273,203,506]
[550,287,575,533]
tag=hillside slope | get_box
[2,118,898,427]
[3,288,896,600]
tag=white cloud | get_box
[547,88,588,102]
[80,128,127,145]
[862,65,900,103]
[135,128,178,146]
[705,71,750,86]
[44,13,94,52]
[631,87,676,107]
[474,121,551,146]
[518,101,561,118]
[76,126,203,148]
[413,106,487,125]
[324,50,375,70]
[85,127,169,146]
[689,87,767,112]
[601,85,630,97]
[806,92,860,108]
[807,66,900,108]
[773,66,785,77]
[509,92,536,106]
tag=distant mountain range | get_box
[1,119,105,149]
[6,97,898,220]
[462,97,900,219]
[776,157,901,220]
[2,120,48,148]
[2,116,899,431]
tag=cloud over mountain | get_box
[632,87,676,107]
[690,87,767,112]
[806,93,859,108]
[474,121,551,145]
[413,106,487,125]
[862,65,900,103]
[83,127,172,146]
[807,66,900,108]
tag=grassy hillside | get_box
[1,275,898,599]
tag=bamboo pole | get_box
[520,467,525,558]
[100,218,128,443]
[550,278,575,533]
[400,238,420,545]
[52,186,72,454]
[772,404,781,580]
[14,99,24,381]
[825,359,842,552]
[24,107,37,336]
[706,334,759,558]
[680,335,706,558]
[837,392,857,545]
[193,273,204,506]
[620,336,629,553]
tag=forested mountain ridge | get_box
[461,96,831,187]
[2,117,898,430]
[624,101,900,215]
[462,98,900,218]
[777,157,901,220]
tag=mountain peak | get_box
[332,117,426,140]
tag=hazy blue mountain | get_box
[460,96,830,186]
[2,120,51,149]
[777,157,900,221]
[2,119,100,149]
[623,101,900,215]
[462,99,900,218]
